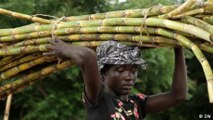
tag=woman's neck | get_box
[104,84,129,101]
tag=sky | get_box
[119,0,127,2]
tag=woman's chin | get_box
[120,89,131,95]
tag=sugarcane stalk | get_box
[202,16,213,25]
[4,33,179,47]
[3,26,194,48]
[149,27,213,103]
[0,55,25,68]
[182,16,213,34]
[0,8,51,24]
[146,28,213,102]
[135,27,213,53]
[0,26,161,43]
[0,44,48,56]
[65,5,178,21]
[170,8,204,19]
[64,34,177,44]
[204,0,213,14]
[3,94,12,120]
[167,0,197,17]
[8,38,178,50]
[199,43,213,53]
[16,23,41,29]
[0,26,158,42]
[0,54,42,72]
[0,30,52,42]
[0,18,182,37]
[175,30,197,38]
[5,27,212,53]
[6,38,51,48]
[0,57,15,67]
[0,60,74,99]
[162,31,213,102]
[0,18,210,42]
[0,5,176,23]
[193,45,213,103]
[0,0,210,23]
[0,19,94,36]
[1,17,212,44]
[173,34,213,102]
[195,14,212,18]
[71,41,176,48]
[143,18,212,43]
[1,26,211,53]
[0,43,10,48]
[0,56,56,82]
[34,17,213,43]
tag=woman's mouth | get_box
[122,85,132,90]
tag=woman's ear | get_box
[100,74,106,84]
[101,72,106,79]
[101,69,107,76]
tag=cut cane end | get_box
[210,34,213,44]
[207,78,213,103]
[209,96,213,103]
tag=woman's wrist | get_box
[174,46,183,54]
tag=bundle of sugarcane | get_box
[0,0,213,103]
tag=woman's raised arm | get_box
[44,39,101,103]
[144,47,187,114]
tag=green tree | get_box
[109,0,174,11]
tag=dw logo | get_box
[199,114,212,119]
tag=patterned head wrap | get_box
[96,41,147,71]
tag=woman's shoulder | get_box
[129,93,148,103]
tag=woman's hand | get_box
[43,38,71,59]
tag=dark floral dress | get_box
[83,89,148,120]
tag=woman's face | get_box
[103,64,138,96]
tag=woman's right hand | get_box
[43,38,71,59]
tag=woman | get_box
[44,39,187,120]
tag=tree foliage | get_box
[0,0,213,120]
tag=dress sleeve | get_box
[136,93,149,109]
[132,93,149,118]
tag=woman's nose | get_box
[124,71,135,80]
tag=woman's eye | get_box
[132,68,138,74]
[117,69,124,73]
